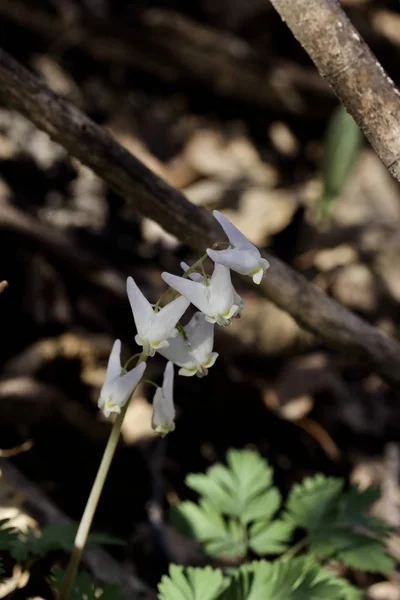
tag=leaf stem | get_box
[280,537,308,561]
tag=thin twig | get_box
[0,47,400,383]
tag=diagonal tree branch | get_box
[1,46,400,384]
[269,0,400,181]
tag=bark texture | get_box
[269,0,400,180]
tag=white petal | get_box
[203,352,219,369]
[104,339,122,385]
[213,210,255,251]
[207,248,260,275]
[150,295,190,343]
[252,269,264,284]
[161,272,210,315]
[127,277,154,337]
[188,312,215,365]
[233,290,244,312]
[178,367,197,377]
[151,388,174,435]
[157,334,194,369]
[135,335,154,357]
[151,363,176,436]
[163,361,175,401]
[99,362,146,416]
[112,362,146,404]
[209,263,235,314]
[260,257,270,270]
[180,261,191,274]
[180,261,204,283]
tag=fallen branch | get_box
[0,47,400,384]
[269,0,400,181]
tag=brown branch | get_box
[269,0,400,181]
[0,47,400,384]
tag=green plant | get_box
[0,519,123,597]
[161,448,397,599]
[52,568,127,599]
[171,449,292,558]
[317,104,363,219]
[158,558,362,600]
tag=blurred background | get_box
[1,0,400,596]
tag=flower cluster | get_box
[98,210,270,435]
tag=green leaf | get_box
[249,519,293,555]
[318,104,363,218]
[9,523,124,562]
[259,558,336,599]
[174,450,284,558]
[287,475,394,573]
[96,582,127,600]
[9,528,38,561]
[203,519,247,558]
[220,558,361,600]
[337,486,394,537]
[310,527,395,573]
[311,561,363,600]
[171,499,247,558]
[51,568,126,599]
[157,559,362,600]
[186,472,238,517]
[158,564,229,600]
[186,450,280,525]
[285,474,344,530]
[0,520,19,552]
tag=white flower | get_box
[158,311,218,377]
[162,263,243,326]
[180,261,244,312]
[207,210,270,284]
[152,361,176,437]
[127,276,190,357]
[98,340,146,418]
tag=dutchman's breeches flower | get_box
[162,262,243,327]
[152,361,176,436]
[207,210,270,284]
[127,276,190,357]
[98,339,146,417]
[158,311,219,377]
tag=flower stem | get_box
[59,403,129,599]
[181,253,208,279]
[123,352,144,371]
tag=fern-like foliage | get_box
[158,565,230,600]
[52,568,127,599]
[158,558,362,600]
[0,518,20,551]
[171,449,292,558]
[8,523,124,562]
[285,475,395,573]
